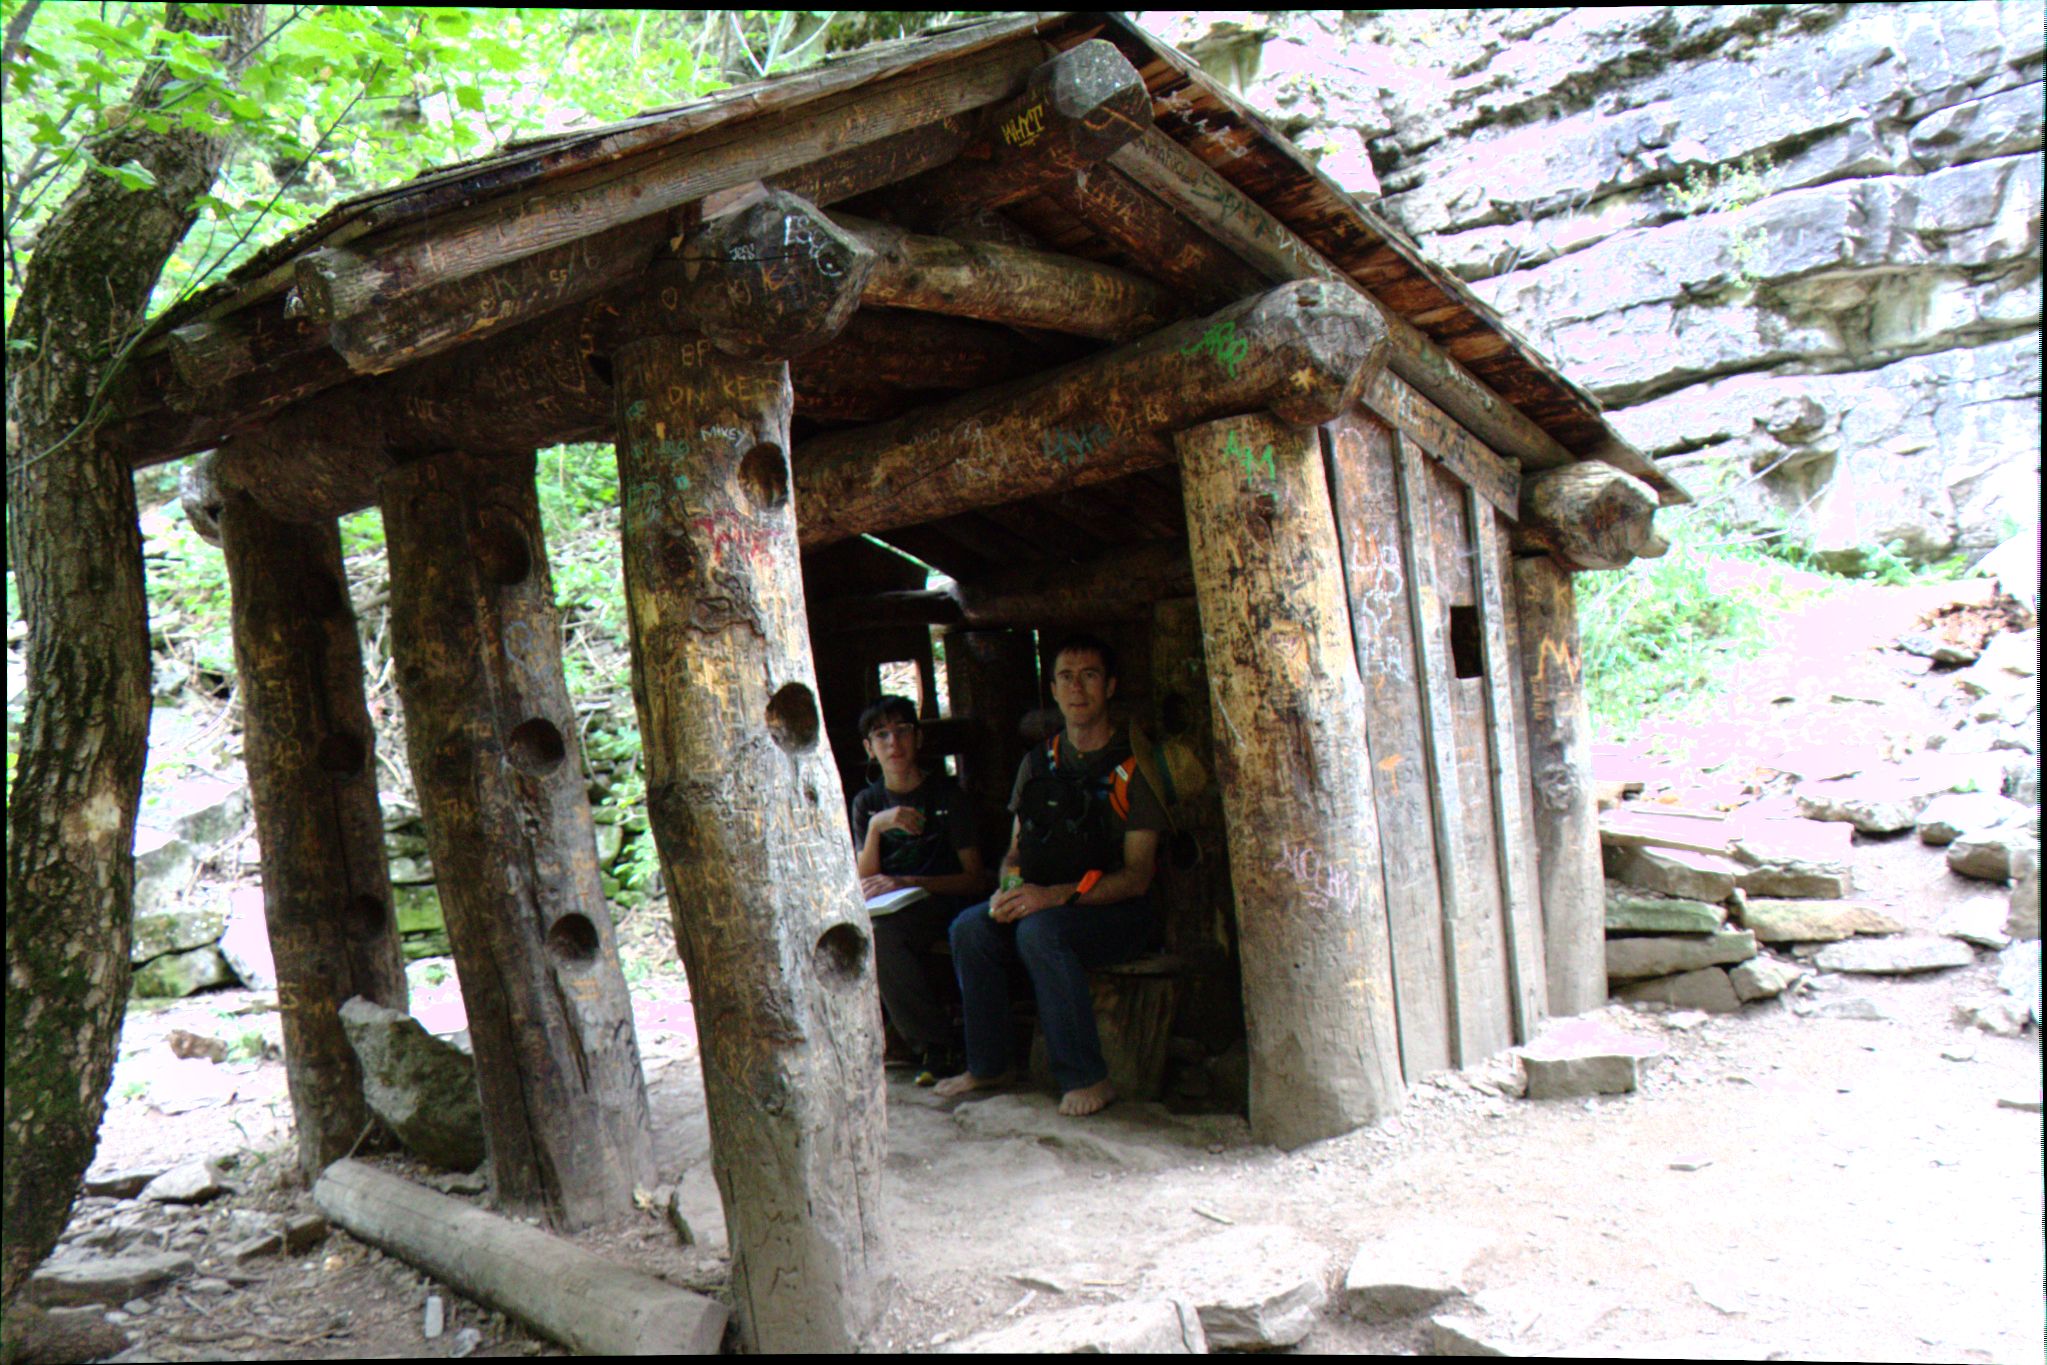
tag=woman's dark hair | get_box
[858,695,919,739]
[1049,631,1118,684]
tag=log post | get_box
[1177,410,1403,1147]
[380,450,654,1229]
[794,281,1392,546]
[612,339,885,1353]
[1513,463,1669,571]
[679,193,876,360]
[1512,554,1607,1016]
[217,488,407,1179]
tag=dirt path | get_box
[54,578,2046,1359]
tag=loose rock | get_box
[1729,817,1853,898]
[1148,1224,1329,1349]
[228,1232,284,1263]
[1800,996,1889,1021]
[217,884,278,991]
[166,1030,227,1064]
[29,1252,194,1307]
[140,1160,226,1205]
[339,996,487,1173]
[1916,791,2028,846]
[1813,936,1977,974]
[282,1213,330,1254]
[1795,776,1939,833]
[1948,820,2041,882]
[1953,997,2030,1036]
[1739,899,1905,944]
[946,1298,1209,1353]
[1517,1020,1665,1099]
[82,1168,163,1200]
[1605,930,1756,980]
[1605,889,1725,934]
[1603,844,1746,902]
[131,945,235,999]
[1729,956,1805,1002]
[2008,847,2040,939]
[1343,1224,1494,1322]
[1430,1311,1519,1356]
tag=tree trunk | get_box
[381,450,655,1230]
[217,491,409,1180]
[2,1,262,1317]
[612,341,887,1352]
[1176,410,1404,1148]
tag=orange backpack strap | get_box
[1109,759,1133,820]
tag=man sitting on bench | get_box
[935,632,1166,1116]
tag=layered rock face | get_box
[1140,6,2042,565]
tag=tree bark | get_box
[2,1,262,1316]
[218,492,409,1180]
[613,341,887,1352]
[1176,410,1404,1147]
[793,281,1392,547]
[381,451,655,1229]
[1512,555,1607,1016]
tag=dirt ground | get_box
[62,577,2046,1360]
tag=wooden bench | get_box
[1027,953,1186,1101]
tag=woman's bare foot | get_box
[1058,1079,1116,1116]
[932,1071,1008,1099]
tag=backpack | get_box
[1014,732,1137,886]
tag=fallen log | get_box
[312,1159,727,1355]
[792,281,1392,547]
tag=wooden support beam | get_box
[1512,554,1607,1017]
[1047,169,1268,309]
[1106,128,1684,503]
[1513,462,1668,571]
[169,306,327,388]
[1472,497,1547,1043]
[612,342,885,1352]
[1323,410,1452,1079]
[842,212,1176,341]
[678,191,876,359]
[381,450,655,1229]
[881,38,1152,227]
[1177,409,1403,1147]
[957,538,1193,625]
[793,281,1392,547]
[313,1160,727,1354]
[289,42,1039,326]
[217,491,407,1179]
[797,308,1063,391]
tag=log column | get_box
[613,339,885,1353]
[1513,555,1607,1016]
[941,626,1040,865]
[1177,410,1403,1147]
[217,488,407,1179]
[380,450,654,1229]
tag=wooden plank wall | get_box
[1326,406,1548,1073]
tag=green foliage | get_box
[141,506,236,675]
[1667,152,1775,287]
[1576,510,1812,738]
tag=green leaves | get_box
[94,158,159,192]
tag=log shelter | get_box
[109,13,1688,1350]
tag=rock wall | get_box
[1139,5,2043,566]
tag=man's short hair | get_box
[1049,631,1118,684]
[858,695,919,738]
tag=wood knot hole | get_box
[765,683,820,752]
[814,922,869,984]
[475,512,533,587]
[547,913,600,966]
[505,718,567,775]
[303,572,347,620]
[738,442,789,512]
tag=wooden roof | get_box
[112,12,1680,586]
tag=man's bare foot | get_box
[1058,1079,1116,1116]
[932,1071,1008,1099]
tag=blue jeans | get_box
[948,896,1159,1093]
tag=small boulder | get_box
[132,946,234,999]
[339,996,486,1173]
[1917,792,2028,846]
[1795,776,1935,833]
[1738,899,1904,944]
[130,901,225,964]
[1517,1020,1664,1100]
[1615,967,1742,1014]
[282,1213,330,1254]
[947,1299,1208,1354]
[1800,995,1888,1021]
[1729,956,1805,1002]
[1147,1224,1329,1350]
[217,885,277,991]
[81,1168,162,1199]
[1605,931,1755,981]
[2010,847,2041,940]
[29,1251,194,1307]
[140,1160,227,1205]
[1998,940,2040,1016]
[1429,1312,1519,1356]
[1813,936,1976,975]
[1342,1225,1494,1322]
[1602,845,1745,902]
[1953,997,2030,1036]
[1948,820,2041,882]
